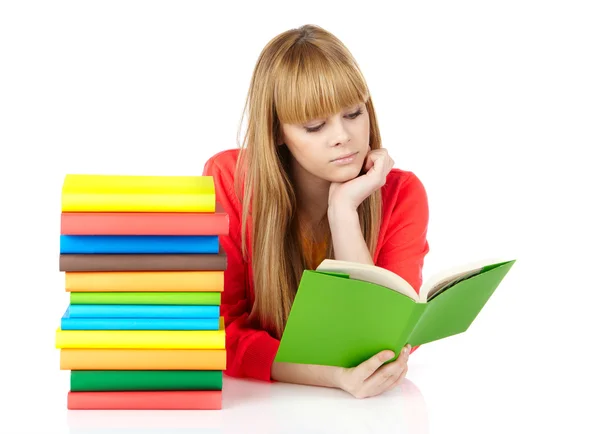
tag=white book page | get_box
[316,259,420,302]
[420,256,509,302]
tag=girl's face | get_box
[280,102,370,183]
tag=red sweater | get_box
[202,149,430,382]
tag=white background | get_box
[1,1,599,433]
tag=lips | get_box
[331,152,358,162]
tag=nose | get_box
[330,117,351,147]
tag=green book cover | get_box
[275,258,516,367]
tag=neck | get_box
[290,157,330,228]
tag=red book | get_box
[60,203,228,235]
[67,390,222,410]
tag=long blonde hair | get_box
[233,24,383,339]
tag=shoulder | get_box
[202,148,241,177]
[202,148,245,214]
[380,168,429,224]
[382,168,428,203]
[202,148,245,197]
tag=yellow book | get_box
[55,317,225,349]
[61,174,215,212]
[65,271,224,292]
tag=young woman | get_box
[202,24,429,399]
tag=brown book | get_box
[59,249,227,272]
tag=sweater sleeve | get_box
[376,171,430,294]
[203,153,281,382]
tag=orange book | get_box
[60,348,226,370]
[67,390,222,410]
[65,271,224,292]
[60,203,229,235]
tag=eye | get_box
[305,124,324,133]
[348,108,364,119]
[304,108,364,133]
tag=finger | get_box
[386,155,395,171]
[367,359,405,392]
[363,152,376,172]
[366,154,383,177]
[365,348,409,390]
[380,349,410,393]
[376,345,409,378]
[385,363,409,392]
[381,363,407,392]
[355,350,395,381]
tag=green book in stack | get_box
[70,291,221,305]
[70,370,223,391]
[275,257,516,367]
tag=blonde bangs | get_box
[273,45,369,125]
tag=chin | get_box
[325,165,363,183]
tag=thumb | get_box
[355,350,395,381]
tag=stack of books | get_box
[55,174,229,410]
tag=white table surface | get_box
[2,333,597,434]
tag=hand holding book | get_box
[336,345,411,399]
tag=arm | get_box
[270,361,343,387]
[327,204,373,265]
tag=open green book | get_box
[275,257,516,367]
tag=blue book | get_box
[68,304,220,318]
[61,308,220,330]
[59,235,219,254]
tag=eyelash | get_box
[305,109,364,133]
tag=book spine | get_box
[61,193,216,213]
[64,271,224,292]
[59,349,227,370]
[59,235,219,254]
[60,212,229,235]
[69,291,222,305]
[70,370,223,391]
[67,390,222,410]
[399,303,428,351]
[55,327,225,349]
[59,253,227,272]
[66,304,220,318]
[60,317,220,331]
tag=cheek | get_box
[296,141,324,165]
[287,143,326,173]
[359,116,370,140]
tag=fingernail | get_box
[380,351,394,361]
[407,344,412,352]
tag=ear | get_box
[275,130,285,146]
[274,120,287,146]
